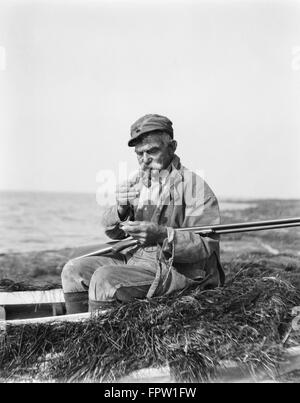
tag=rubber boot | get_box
[64,291,89,314]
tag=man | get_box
[61,114,225,314]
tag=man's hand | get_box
[116,180,140,220]
[120,221,168,246]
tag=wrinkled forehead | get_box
[134,133,164,152]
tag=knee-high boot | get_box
[64,291,89,314]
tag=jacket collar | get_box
[156,154,184,208]
[170,154,181,171]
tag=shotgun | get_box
[75,217,300,259]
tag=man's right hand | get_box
[116,180,140,220]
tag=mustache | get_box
[140,162,162,171]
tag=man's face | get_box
[134,133,176,172]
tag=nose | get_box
[142,152,152,165]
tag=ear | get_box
[170,140,177,153]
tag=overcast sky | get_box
[0,0,299,199]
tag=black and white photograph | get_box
[0,0,300,385]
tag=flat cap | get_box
[128,114,173,147]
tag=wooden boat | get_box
[0,288,91,327]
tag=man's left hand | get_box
[120,221,168,246]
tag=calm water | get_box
[0,191,257,254]
[0,191,106,253]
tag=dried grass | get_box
[1,268,300,383]
[0,279,61,292]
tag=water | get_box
[0,191,106,253]
[219,202,257,211]
[0,191,257,254]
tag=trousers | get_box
[61,245,195,311]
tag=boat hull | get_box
[0,289,93,325]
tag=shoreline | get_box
[0,243,112,287]
[1,238,300,291]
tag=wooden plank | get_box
[0,289,64,306]
[118,367,171,383]
[118,346,300,383]
[279,346,300,376]
[212,346,300,383]
[0,311,97,326]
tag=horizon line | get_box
[0,188,299,201]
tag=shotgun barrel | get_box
[75,217,300,259]
[193,222,300,235]
[181,217,300,232]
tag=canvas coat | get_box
[101,155,225,298]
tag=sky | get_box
[0,0,300,199]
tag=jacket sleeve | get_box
[162,175,221,264]
[101,205,133,240]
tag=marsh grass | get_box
[0,199,299,382]
[1,267,300,383]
